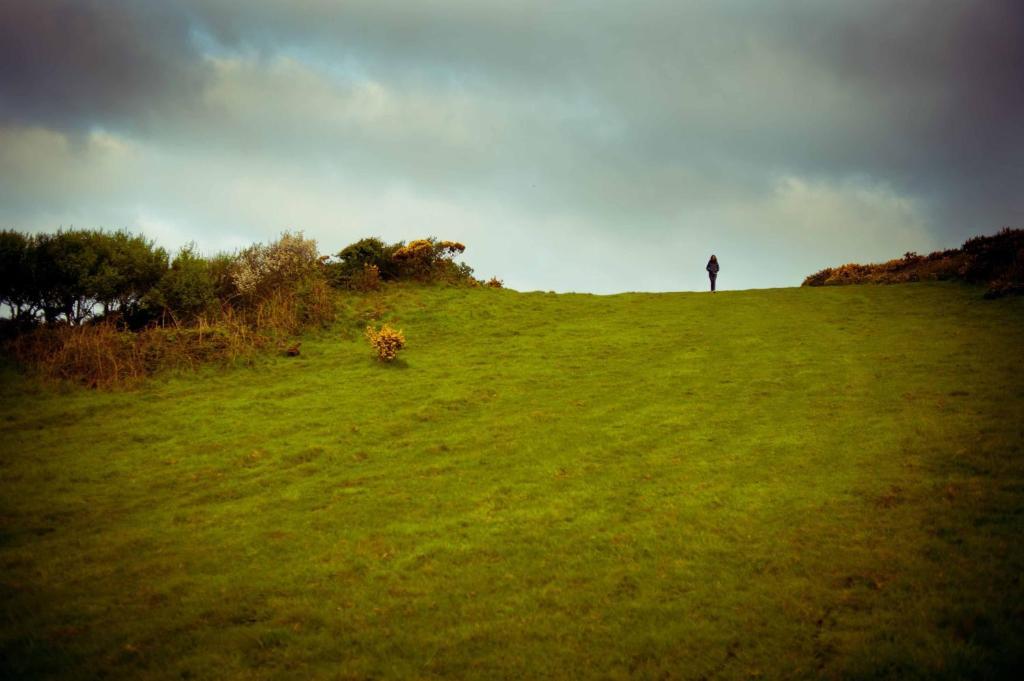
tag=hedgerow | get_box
[802,228,1023,297]
[1,228,494,386]
[0,230,334,386]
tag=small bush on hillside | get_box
[364,323,405,362]
[486,277,504,288]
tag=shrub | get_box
[230,231,320,304]
[225,231,335,333]
[449,260,476,285]
[327,236,475,288]
[349,263,381,292]
[208,252,239,302]
[392,239,434,279]
[247,276,335,337]
[393,238,469,282]
[486,277,504,288]
[144,244,218,325]
[364,323,405,362]
[331,237,401,286]
[436,240,466,258]
[293,277,336,328]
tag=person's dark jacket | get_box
[706,259,719,274]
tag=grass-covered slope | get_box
[2,283,1023,679]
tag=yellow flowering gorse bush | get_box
[391,238,468,281]
[364,323,406,361]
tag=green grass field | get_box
[2,282,1023,679]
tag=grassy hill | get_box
[2,282,1023,679]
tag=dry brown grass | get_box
[348,264,382,292]
[6,282,336,388]
[8,322,251,388]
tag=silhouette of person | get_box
[706,255,719,292]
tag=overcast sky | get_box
[1,1,1022,292]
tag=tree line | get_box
[0,229,479,329]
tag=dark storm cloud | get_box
[0,0,208,133]
[797,1,1024,231]
[5,0,1021,202]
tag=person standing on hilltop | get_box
[706,255,720,292]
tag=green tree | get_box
[145,244,217,325]
[29,229,168,324]
[95,231,168,317]
[33,230,102,324]
[0,230,40,322]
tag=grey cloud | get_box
[802,3,1024,205]
[180,0,1024,232]
[0,0,209,133]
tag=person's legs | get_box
[710,273,716,292]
